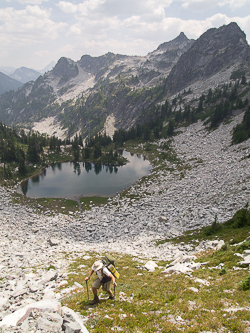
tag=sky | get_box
[0,0,250,71]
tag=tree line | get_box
[111,76,249,145]
[0,123,69,178]
[232,106,250,144]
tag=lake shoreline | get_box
[16,151,152,199]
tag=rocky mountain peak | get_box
[166,22,250,94]
[193,22,248,53]
[52,57,79,83]
[78,52,125,76]
[157,32,191,52]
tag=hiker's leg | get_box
[89,279,101,304]
[92,278,101,294]
[107,290,114,297]
[103,282,115,299]
[92,286,98,296]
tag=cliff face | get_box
[0,22,249,138]
[165,22,250,94]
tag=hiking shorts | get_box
[93,278,111,291]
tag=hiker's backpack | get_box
[102,256,120,280]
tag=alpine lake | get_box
[17,151,152,199]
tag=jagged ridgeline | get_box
[0,22,249,139]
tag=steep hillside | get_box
[0,72,23,95]
[0,80,250,331]
[0,22,249,139]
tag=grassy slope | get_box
[61,217,250,333]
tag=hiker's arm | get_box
[85,269,94,281]
[109,273,117,287]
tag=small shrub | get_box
[204,215,221,236]
[224,203,250,229]
[237,241,250,253]
[166,294,176,302]
[229,238,240,245]
[221,243,228,251]
[45,265,56,270]
[145,143,152,151]
[219,267,227,275]
[239,275,250,291]
[230,69,245,80]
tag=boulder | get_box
[164,263,193,274]
[240,255,250,265]
[144,261,158,272]
[62,306,89,333]
[189,287,199,293]
[40,269,58,284]
[0,299,61,327]
[0,297,9,310]
[36,317,62,332]
[64,321,82,333]
[12,288,28,298]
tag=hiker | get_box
[85,260,117,304]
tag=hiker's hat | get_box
[92,260,103,271]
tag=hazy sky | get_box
[0,0,250,70]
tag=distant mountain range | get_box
[0,66,16,75]
[8,67,41,84]
[0,22,249,138]
[0,61,56,93]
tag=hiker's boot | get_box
[109,295,115,300]
[89,295,99,305]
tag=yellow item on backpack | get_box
[108,264,120,279]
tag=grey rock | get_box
[62,306,89,333]
[35,317,62,332]
[29,284,40,293]
[0,297,9,310]
[40,270,58,284]
[48,238,60,246]
[240,255,250,265]
[144,261,158,272]
[64,321,82,333]
[12,288,28,298]
[44,312,63,325]
[73,282,83,289]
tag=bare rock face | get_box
[52,57,79,84]
[166,22,250,94]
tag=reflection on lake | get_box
[18,151,151,198]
